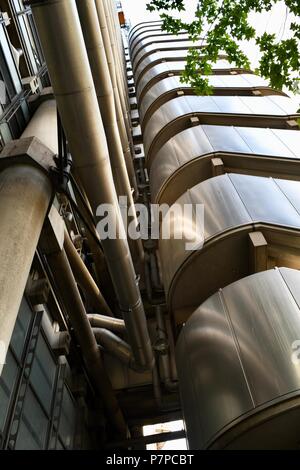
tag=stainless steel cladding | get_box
[130,21,300,450]
[130,30,187,56]
[150,126,300,205]
[131,32,190,61]
[139,75,286,128]
[159,174,300,325]
[144,95,300,167]
[176,268,300,449]
[132,39,206,72]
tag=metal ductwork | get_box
[29,0,154,372]
[135,59,251,101]
[75,0,143,266]
[176,268,300,449]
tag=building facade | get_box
[0,0,299,450]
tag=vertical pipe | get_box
[29,0,153,371]
[75,0,144,265]
[95,0,137,192]
[0,163,52,374]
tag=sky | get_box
[121,0,299,102]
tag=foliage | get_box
[146,0,300,95]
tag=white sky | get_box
[121,0,198,26]
[143,420,187,451]
[121,0,299,102]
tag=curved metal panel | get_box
[136,61,186,100]
[129,20,162,40]
[129,25,163,44]
[150,126,300,205]
[139,74,283,128]
[144,95,300,167]
[131,33,191,62]
[159,174,300,318]
[136,59,236,101]
[132,40,206,72]
[176,267,300,449]
[130,29,166,51]
[134,49,247,85]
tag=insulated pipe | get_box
[93,327,134,368]
[46,248,127,437]
[76,0,144,265]
[30,0,154,371]
[21,99,58,153]
[155,307,178,392]
[0,162,52,375]
[95,0,136,185]
[88,314,126,334]
[64,229,113,317]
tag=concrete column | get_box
[0,138,54,374]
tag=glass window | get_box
[15,387,48,450]
[58,386,76,450]
[10,298,32,361]
[0,350,19,433]
[30,334,57,414]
